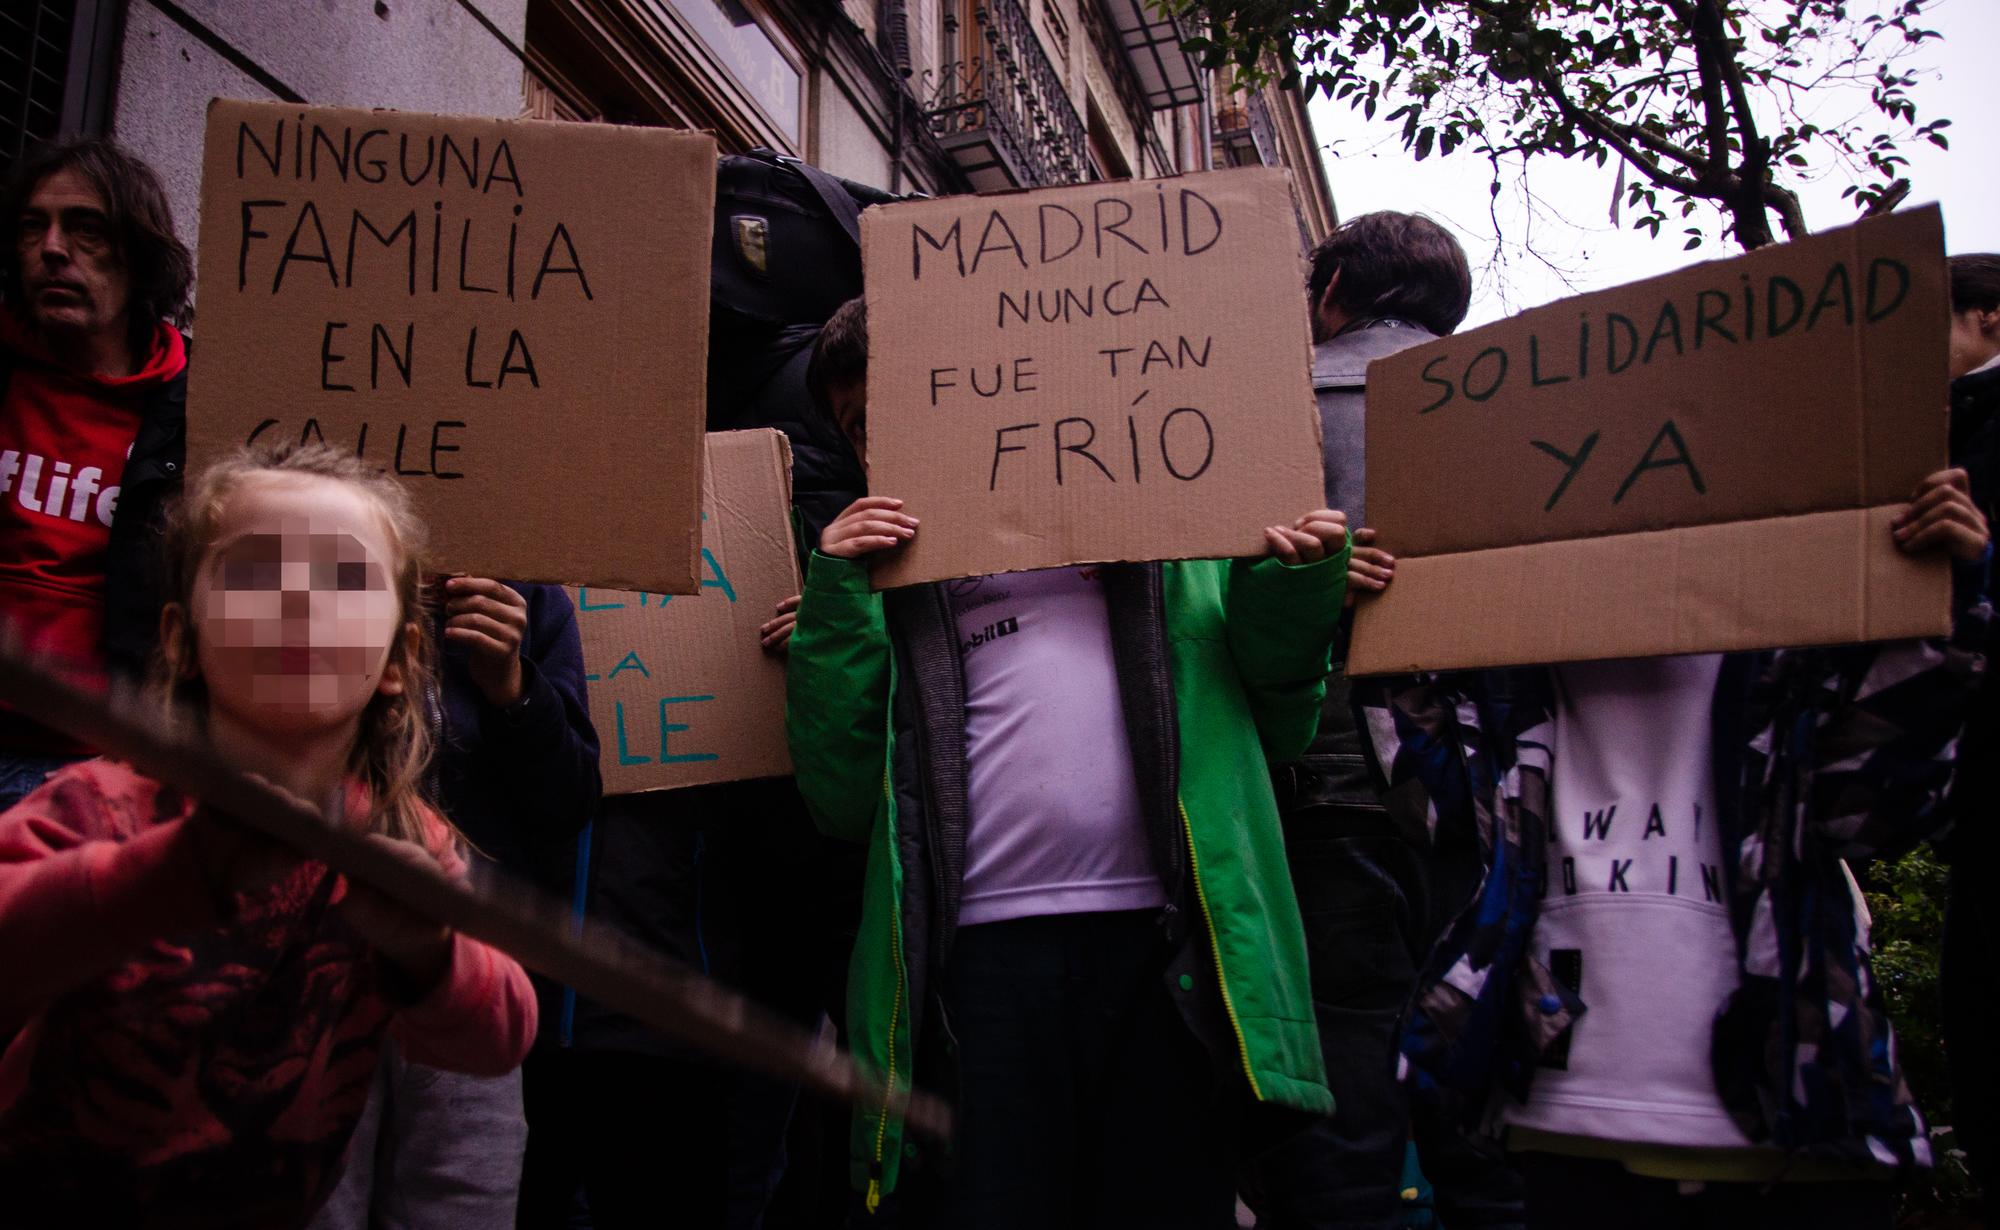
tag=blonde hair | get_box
[154,442,439,847]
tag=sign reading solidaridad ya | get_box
[1349,205,1951,674]
[861,168,1325,589]
[186,99,715,595]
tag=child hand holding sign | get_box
[1264,509,1351,565]
[1342,527,1396,603]
[818,496,918,558]
[819,494,1349,567]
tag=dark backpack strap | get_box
[766,151,864,248]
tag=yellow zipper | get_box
[866,766,903,1214]
[1181,797,1263,1100]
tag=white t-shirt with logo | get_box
[1504,653,1754,1149]
[947,565,1166,927]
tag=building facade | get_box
[4,0,1336,259]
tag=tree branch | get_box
[1681,0,1737,177]
[1455,0,1713,184]
[1763,182,1809,240]
[1700,0,1790,245]
[1602,116,1708,175]
[1525,61,1707,197]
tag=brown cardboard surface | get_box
[570,431,800,794]
[187,100,714,593]
[1349,206,1951,675]
[861,168,1325,588]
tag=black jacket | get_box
[564,321,867,1057]
[431,583,601,878]
[1944,362,2000,858]
[710,321,866,548]
[429,583,602,1042]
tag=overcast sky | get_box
[1306,0,2000,328]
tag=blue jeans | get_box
[0,753,86,811]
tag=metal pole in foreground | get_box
[0,636,951,1141]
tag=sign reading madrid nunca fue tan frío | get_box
[862,168,1326,589]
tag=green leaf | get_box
[1191,0,1952,263]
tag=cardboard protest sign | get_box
[570,430,800,794]
[861,168,1325,588]
[187,99,715,593]
[1348,205,1950,675]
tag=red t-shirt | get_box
[0,313,187,752]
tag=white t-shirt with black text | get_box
[1504,653,1754,1150]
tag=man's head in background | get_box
[1949,253,2000,380]
[1306,211,1472,344]
[808,296,868,466]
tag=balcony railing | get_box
[922,0,1090,189]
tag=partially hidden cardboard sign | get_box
[861,168,1325,588]
[570,430,800,794]
[188,99,715,593]
[1348,205,1950,675]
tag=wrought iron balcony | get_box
[1213,91,1277,168]
[1100,0,1204,110]
[922,0,1091,189]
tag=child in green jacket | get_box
[786,298,1350,1226]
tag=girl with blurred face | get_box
[0,443,536,1226]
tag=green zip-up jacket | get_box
[785,547,1347,1204]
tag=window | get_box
[1041,1,1071,75]
[1086,95,1130,181]
[525,0,805,154]
[0,0,117,182]
[664,0,800,145]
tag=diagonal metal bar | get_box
[0,637,952,1142]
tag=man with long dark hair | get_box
[0,138,193,806]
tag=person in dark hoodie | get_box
[1939,251,2000,1213]
[310,576,601,1230]
[515,313,869,1230]
[1245,211,1526,1230]
[0,138,191,807]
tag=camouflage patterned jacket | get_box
[1358,571,1989,1168]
